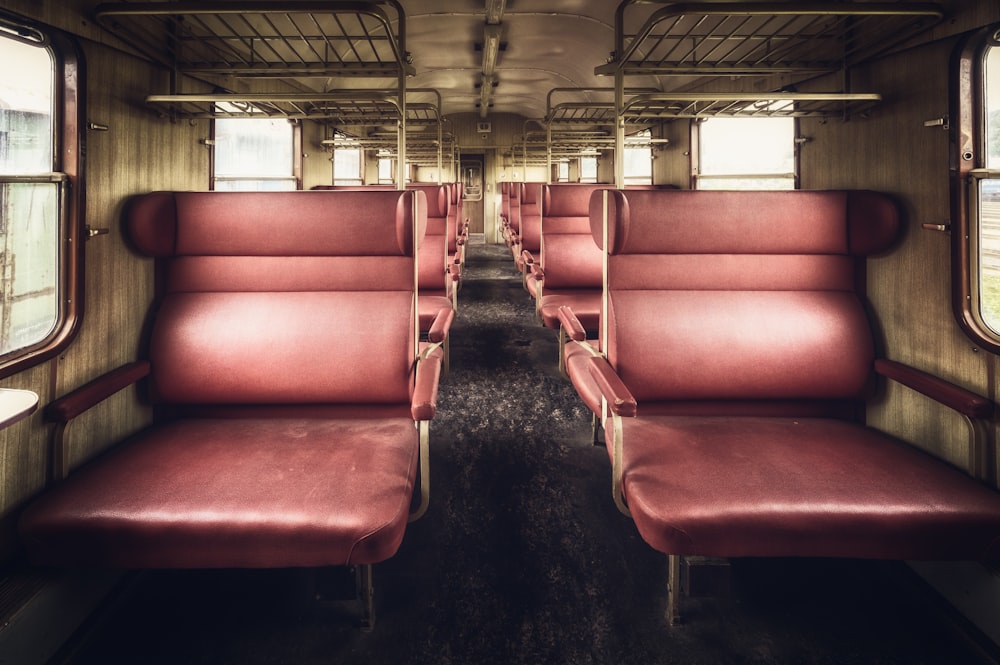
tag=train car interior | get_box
[2,1,1000,663]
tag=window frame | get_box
[0,12,84,379]
[954,24,1000,354]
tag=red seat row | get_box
[18,189,445,628]
[557,188,1000,623]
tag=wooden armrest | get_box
[45,361,151,423]
[557,306,587,342]
[412,346,443,421]
[874,359,993,419]
[427,307,455,344]
[587,357,637,417]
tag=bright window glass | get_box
[696,115,795,190]
[378,157,394,184]
[0,30,60,360]
[213,117,296,191]
[580,156,597,183]
[333,147,362,185]
[975,43,1000,332]
[624,130,652,186]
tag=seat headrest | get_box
[407,184,449,218]
[543,184,612,218]
[520,182,542,204]
[589,189,899,256]
[128,190,427,258]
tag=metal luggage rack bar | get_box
[144,92,403,123]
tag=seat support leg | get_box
[666,554,682,626]
[357,564,375,631]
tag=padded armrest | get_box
[556,306,587,342]
[427,307,455,344]
[449,263,462,282]
[587,357,637,417]
[520,249,535,267]
[45,361,151,423]
[874,359,993,419]
[412,347,443,421]
[529,262,545,280]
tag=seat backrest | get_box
[518,182,544,253]
[127,190,427,412]
[445,182,467,252]
[539,184,609,289]
[407,184,450,290]
[310,184,397,190]
[500,181,511,221]
[590,189,899,417]
[507,181,522,235]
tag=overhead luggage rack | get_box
[621,92,883,120]
[94,1,416,184]
[145,92,403,123]
[598,1,944,186]
[94,1,412,78]
[546,103,617,127]
[596,2,945,78]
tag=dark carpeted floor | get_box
[59,241,997,665]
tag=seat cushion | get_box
[564,340,602,415]
[619,415,1000,560]
[540,291,601,331]
[19,417,420,568]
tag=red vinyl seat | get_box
[567,188,1000,623]
[408,184,458,366]
[514,182,543,276]
[527,183,610,331]
[18,189,443,628]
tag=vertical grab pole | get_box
[614,69,625,189]
[600,189,610,359]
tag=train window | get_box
[0,16,81,378]
[212,117,298,191]
[694,115,796,190]
[957,26,1000,350]
[580,156,598,183]
[556,161,569,182]
[333,147,362,186]
[624,130,653,186]
[378,156,394,185]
